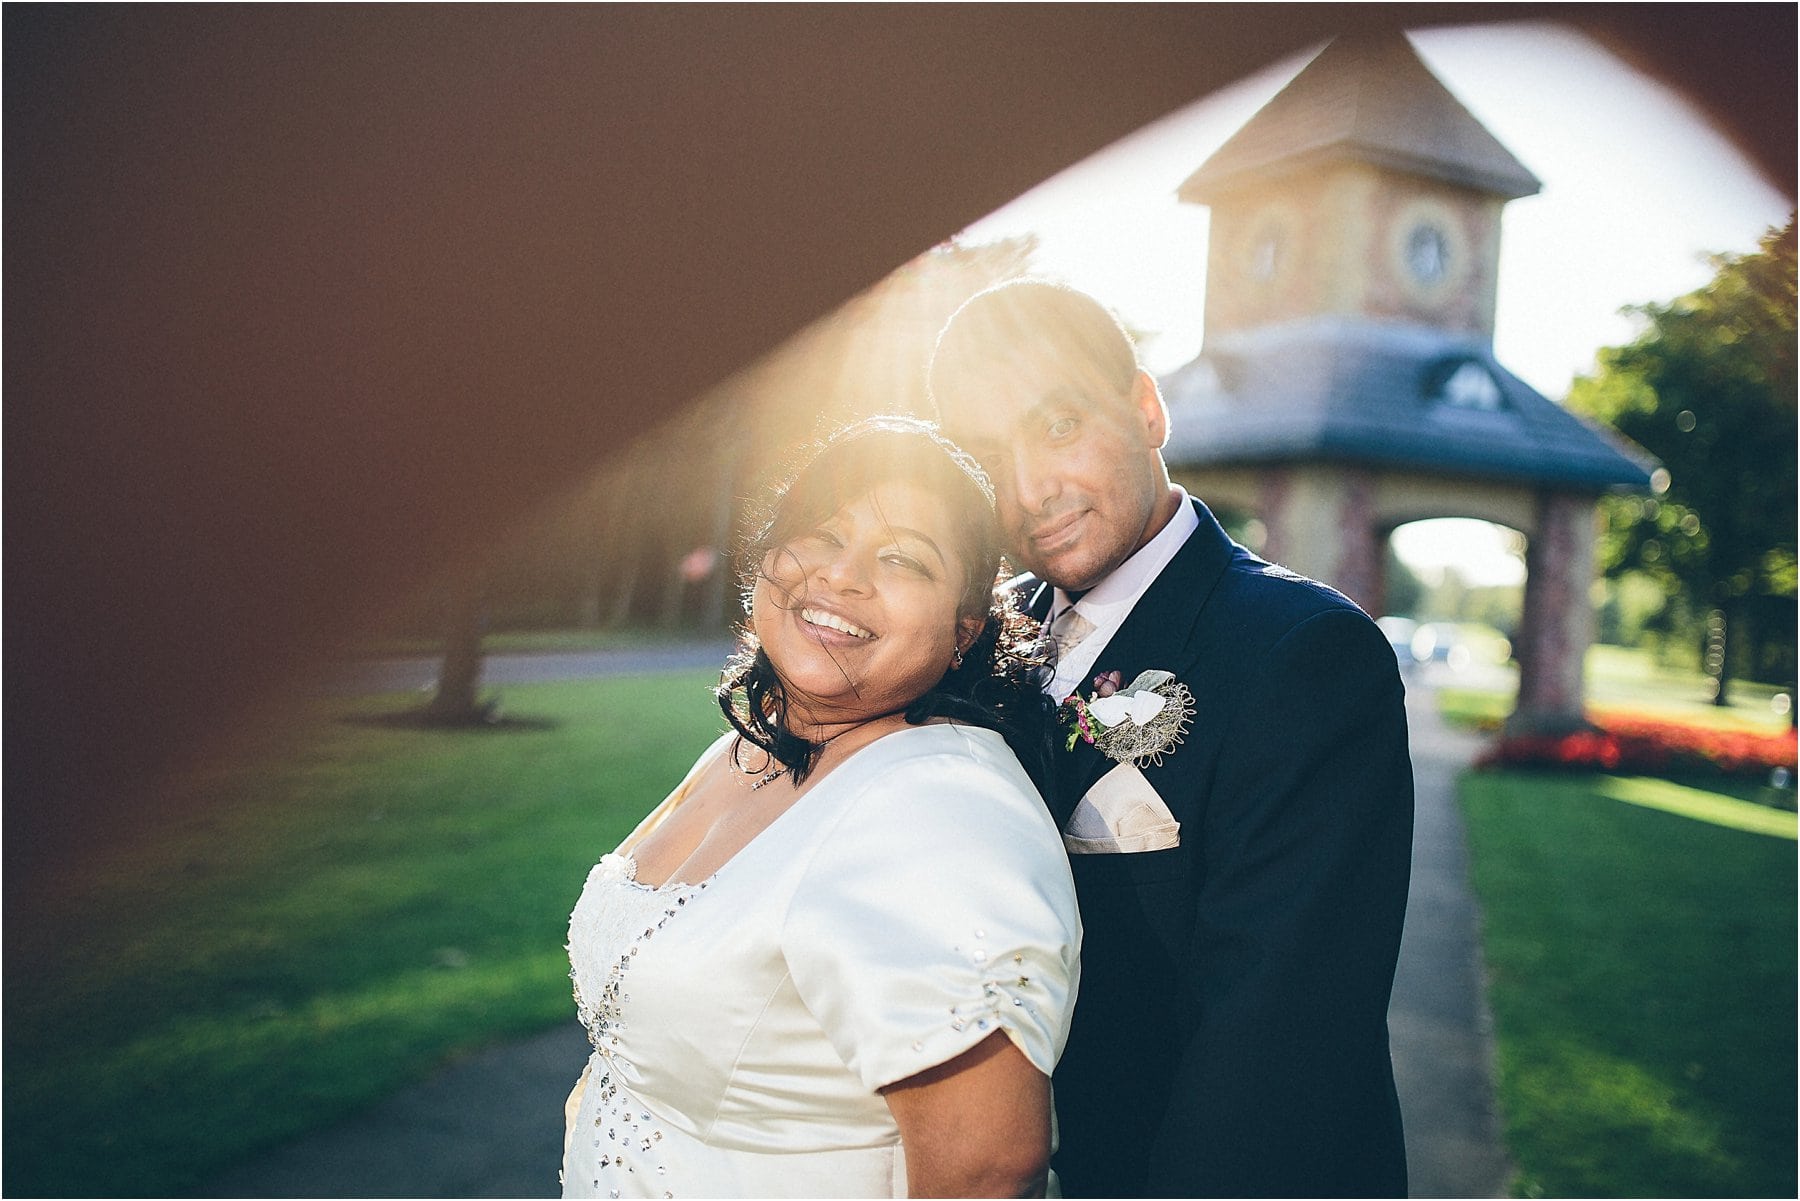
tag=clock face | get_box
[1386,198,1469,300]
[1406,223,1449,284]
[1242,203,1301,286]
[1249,232,1280,282]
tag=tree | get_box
[1569,219,1797,706]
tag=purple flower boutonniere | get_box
[1059,668,1196,767]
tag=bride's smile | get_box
[798,606,875,641]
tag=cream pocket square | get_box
[1063,762,1180,854]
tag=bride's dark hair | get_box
[716,416,1057,794]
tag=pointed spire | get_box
[1179,33,1541,203]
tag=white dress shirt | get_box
[1045,486,1200,701]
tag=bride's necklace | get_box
[737,725,861,791]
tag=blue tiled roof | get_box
[1160,319,1657,491]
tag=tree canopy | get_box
[1568,219,1797,702]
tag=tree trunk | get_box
[606,546,641,628]
[699,446,740,631]
[428,570,489,722]
[1706,605,1734,707]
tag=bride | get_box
[562,417,1081,1198]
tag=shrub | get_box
[1478,713,1796,780]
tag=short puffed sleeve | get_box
[781,726,1081,1092]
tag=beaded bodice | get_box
[568,854,708,1059]
[565,853,710,1198]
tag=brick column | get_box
[1255,468,1292,563]
[1332,469,1384,614]
[1508,490,1597,735]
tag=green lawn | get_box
[4,672,728,1197]
[346,625,730,658]
[12,642,1793,1198]
[1438,640,1793,735]
[1460,771,1797,1197]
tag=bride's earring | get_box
[951,646,965,669]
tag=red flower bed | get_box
[1478,712,1798,779]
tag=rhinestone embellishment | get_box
[937,928,1043,1048]
[566,853,708,1195]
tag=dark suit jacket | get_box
[1031,498,1413,1198]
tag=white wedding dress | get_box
[561,723,1080,1198]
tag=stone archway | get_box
[1381,515,1525,672]
[1173,462,1603,733]
[1386,515,1524,610]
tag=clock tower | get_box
[1158,32,1657,737]
[1180,33,1539,341]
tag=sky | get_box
[959,20,1792,587]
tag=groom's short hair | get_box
[928,278,1141,415]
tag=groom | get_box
[929,280,1413,1198]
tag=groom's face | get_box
[941,350,1168,593]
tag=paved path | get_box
[330,642,739,696]
[204,1024,590,1198]
[1389,664,1514,1197]
[207,661,1511,1197]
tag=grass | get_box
[1590,775,1796,838]
[345,625,726,658]
[1460,771,1797,1197]
[3,672,728,1197]
[11,635,1790,1196]
[1438,685,1515,731]
[1438,640,1794,736]
[1584,644,1793,728]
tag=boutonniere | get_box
[1059,668,1195,767]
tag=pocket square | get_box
[1064,762,1180,854]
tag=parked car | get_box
[1375,617,1472,670]
[1409,622,1472,670]
[1376,616,1420,665]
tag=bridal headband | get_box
[823,414,997,512]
